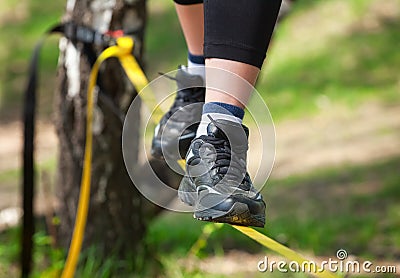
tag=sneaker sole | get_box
[195,202,265,227]
[178,176,265,227]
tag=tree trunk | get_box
[54,0,149,259]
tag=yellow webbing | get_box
[61,37,156,278]
[233,226,338,278]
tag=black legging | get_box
[174,0,282,69]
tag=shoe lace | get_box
[197,133,248,188]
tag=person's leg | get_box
[196,0,282,134]
[175,3,204,56]
[194,59,259,137]
[174,2,205,78]
[205,59,259,109]
[179,0,282,227]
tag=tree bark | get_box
[54,0,149,259]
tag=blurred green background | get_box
[0,0,399,277]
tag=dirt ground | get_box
[0,121,58,226]
[250,101,400,181]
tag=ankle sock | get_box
[196,102,244,137]
[185,52,205,80]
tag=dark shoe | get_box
[151,67,205,159]
[178,117,266,227]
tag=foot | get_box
[178,117,266,227]
[151,67,205,159]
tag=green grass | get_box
[0,156,57,191]
[0,168,21,185]
[258,0,400,121]
[0,0,63,122]
[0,227,20,277]
[264,157,400,258]
[0,226,65,278]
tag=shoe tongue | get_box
[207,122,226,139]
[175,67,204,90]
[206,119,249,147]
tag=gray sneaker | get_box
[151,67,205,159]
[178,117,266,227]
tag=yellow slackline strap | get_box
[189,224,338,277]
[62,36,338,278]
[116,37,164,123]
[232,226,339,278]
[61,36,156,278]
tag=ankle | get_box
[196,102,244,137]
[186,52,205,79]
